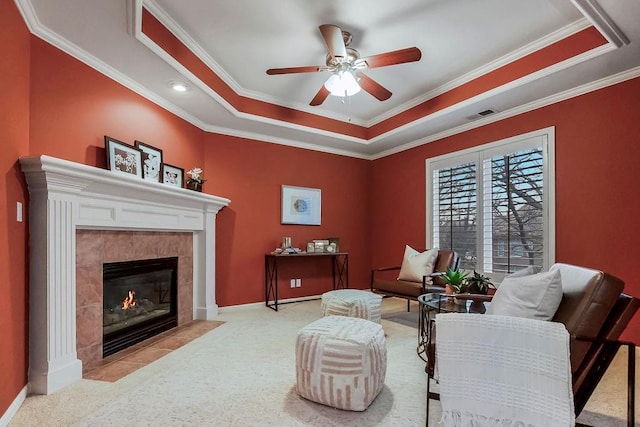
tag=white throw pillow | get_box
[486,269,563,321]
[397,246,438,283]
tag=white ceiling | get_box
[17,0,640,159]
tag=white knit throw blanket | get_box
[434,313,575,427]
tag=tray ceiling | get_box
[16,0,640,158]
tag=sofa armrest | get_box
[370,266,401,291]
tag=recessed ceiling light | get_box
[170,81,189,92]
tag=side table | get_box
[416,293,491,361]
[264,252,349,311]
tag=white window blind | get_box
[427,128,554,277]
[432,161,477,270]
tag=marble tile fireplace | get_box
[21,156,230,395]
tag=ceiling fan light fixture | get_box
[324,71,361,97]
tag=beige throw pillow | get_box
[397,246,438,283]
[486,269,563,321]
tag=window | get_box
[427,128,555,278]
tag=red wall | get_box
[27,37,372,309]
[0,0,30,416]
[207,135,371,306]
[371,76,640,343]
[29,38,204,168]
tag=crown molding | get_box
[200,124,372,160]
[570,0,629,47]
[365,39,614,146]
[371,65,640,160]
[367,19,593,127]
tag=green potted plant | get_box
[463,270,495,295]
[440,268,469,294]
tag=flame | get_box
[122,290,136,310]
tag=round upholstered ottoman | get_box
[321,289,383,323]
[295,315,387,411]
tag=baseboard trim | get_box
[0,386,28,427]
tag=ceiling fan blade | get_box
[319,24,347,59]
[266,66,324,75]
[358,47,422,69]
[356,72,392,101]
[310,86,330,106]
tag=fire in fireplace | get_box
[103,257,178,357]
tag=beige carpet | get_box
[8,298,637,426]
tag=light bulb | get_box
[324,71,361,97]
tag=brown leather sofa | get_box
[370,249,458,310]
[425,263,639,426]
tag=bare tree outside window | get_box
[429,133,550,276]
[488,148,544,273]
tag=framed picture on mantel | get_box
[134,140,163,182]
[281,185,321,225]
[161,163,184,188]
[104,136,142,179]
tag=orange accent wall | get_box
[371,76,640,343]
[27,37,372,309]
[0,0,30,416]
[207,134,371,306]
[29,38,204,168]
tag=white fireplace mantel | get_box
[20,155,230,395]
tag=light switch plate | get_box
[17,202,23,222]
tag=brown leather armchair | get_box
[425,263,639,426]
[370,249,458,311]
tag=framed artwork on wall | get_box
[281,185,321,225]
[104,136,142,179]
[134,140,163,182]
[161,163,184,188]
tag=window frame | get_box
[426,127,555,280]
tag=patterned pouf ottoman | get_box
[321,289,383,323]
[295,315,387,411]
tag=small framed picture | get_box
[104,136,142,178]
[134,140,163,182]
[281,185,321,225]
[161,163,184,188]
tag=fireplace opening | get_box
[103,257,178,357]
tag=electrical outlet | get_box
[295,278,301,288]
[290,279,296,288]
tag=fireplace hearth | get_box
[103,257,178,357]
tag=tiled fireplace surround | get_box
[76,230,193,372]
[20,156,230,395]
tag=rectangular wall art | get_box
[281,185,321,225]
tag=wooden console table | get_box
[265,252,349,311]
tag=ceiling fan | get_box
[266,24,422,106]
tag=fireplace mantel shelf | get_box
[20,156,230,230]
[20,155,230,396]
